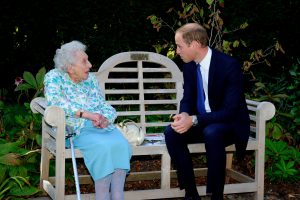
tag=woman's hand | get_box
[78,110,109,128]
[92,113,109,128]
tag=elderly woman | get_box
[44,40,132,200]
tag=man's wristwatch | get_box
[192,115,198,126]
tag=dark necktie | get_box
[196,64,206,114]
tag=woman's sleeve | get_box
[91,77,117,123]
[44,71,82,117]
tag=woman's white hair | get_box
[53,40,87,71]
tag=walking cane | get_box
[66,126,82,200]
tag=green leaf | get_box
[233,40,239,48]
[286,161,295,169]
[35,134,42,146]
[240,40,247,47]
[240,22,249,29]
[35,67,46,88]
[199,8,204,18]
[8,185,40,196]
[14,83,33,92]
[0,141,25,156]
[290,148,300,165]
[9,166,28,178]
[0,165,7,181]
[0,154,22,166]
[265,139,291,162]
[167,49,175,59]
[271,123,283,139]
[23,71,37,88]
[206,0,213,6]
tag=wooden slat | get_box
[110,68,139,72]
[247,105,257,112]
[144,122,170,127]
[105,89,178,94]
[144,99,178,104]
[105,78,177,83]
[44,137,57,156]
[144,110,176,115]
[65,148,83,158]
[43,180,55,200]
[226,169,254,183]
[249,114,256,121]
[108,99,178,105]
[44,125,57,139]
[246,99,261,106]
[250,126,256,132]
[109,67,172,73]
[65,194,95,200]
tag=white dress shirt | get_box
[198,47,212,113]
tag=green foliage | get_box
[148,0,247,56]
[265,139,300,183]
[0,139,41,198]
[147,0,283,70]
[0,176,39,200]
[267,159,299,183]
[287,59,300,126]
[0,101,42,143]
[0,89,8,102]
[14,67,46,102]
[250,59,300,143]
[265,139,291,162]
[0,78,44,198]
[266,119,284,140]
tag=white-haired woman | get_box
[44,40,132,200]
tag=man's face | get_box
[68,50,92,83]
[175,33,195,63]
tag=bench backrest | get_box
[30,51,276,138]
[94,51,183,135]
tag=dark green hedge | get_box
[0,0,298,99]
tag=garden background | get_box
[0,0,299,199]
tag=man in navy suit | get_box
[164,23,250,200]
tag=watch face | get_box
[192,115,198,126]
[192,116,197,125]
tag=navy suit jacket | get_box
[180,49,250,159]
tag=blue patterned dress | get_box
[44,69,132,181]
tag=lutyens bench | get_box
[30,51,275,200]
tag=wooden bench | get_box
[30,51,276,200]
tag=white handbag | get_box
[115,120,145,146]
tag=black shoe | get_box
[211,194,224,200]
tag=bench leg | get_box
[40,121,50,193]
[40,146,51,191]
[225,153,233,183]
[161,153,171,189]
[255,148,265,200]
[55,142,66,199]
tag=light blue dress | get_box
[44,69,132,181]
[72,121,132,180]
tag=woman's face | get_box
[68,50,92,83]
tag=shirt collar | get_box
[199,47,212,71]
